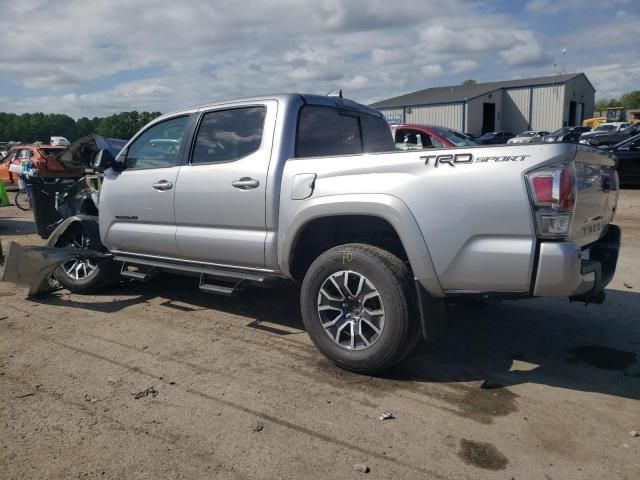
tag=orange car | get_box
[0,145,69,186]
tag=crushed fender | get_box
[1,241,111,297]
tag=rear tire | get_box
[14,190,31,211]
[300,243,419,374]
[53,225,115,294]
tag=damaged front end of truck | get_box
[2,134,125,296]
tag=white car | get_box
[50,136,70,147]
[507,131,549,144]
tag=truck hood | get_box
[57,134,127,172]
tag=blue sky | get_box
[1,0,638,117]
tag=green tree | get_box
[0,110,162,143]
[620,90,640,109]
[462,79,477,87]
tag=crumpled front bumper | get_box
[1,241,111,297]
[533,225,620,303]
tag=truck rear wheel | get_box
[300,243,418,374]
[53,225,115,294]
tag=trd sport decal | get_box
[420,153,530,168]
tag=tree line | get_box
[0,111,162,144]
[595,90,640,111]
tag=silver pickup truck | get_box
[7,93,621,373]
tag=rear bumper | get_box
[533,225,620,301]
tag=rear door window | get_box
[191,106,266,164]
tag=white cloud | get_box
[449,59,478,74]
[500,31,551,66]
[421,64,443,77]
[0,0,637,117]
[526,0,632,14]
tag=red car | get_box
[0,144,70,186]
[391,124,478,149]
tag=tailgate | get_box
[568,146,618,247]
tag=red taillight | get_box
[526,162,576,238]
[532,176,552,204]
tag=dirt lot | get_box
[1,191,639,479]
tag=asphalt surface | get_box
[1,190,639,479]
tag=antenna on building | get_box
[560,46,568,74]
[327,88,343,97]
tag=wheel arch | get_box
[280,194,443,297]
[47,215,103,249]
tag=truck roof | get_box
[154,93,384,124]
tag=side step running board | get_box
[120,262,156,281]
[199,274,245,297]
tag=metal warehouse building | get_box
[370,73,595,136]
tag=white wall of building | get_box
[503,88,531,134]
[563,75,595,126]
[530,84,565,132]
[404,103,463,130]
[465,90,503,136]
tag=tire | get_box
[14,190,31,211]
[53,224,115,294]
[300,243,419,374]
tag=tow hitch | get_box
[1,241,112,297]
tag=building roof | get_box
[370,73,590,109]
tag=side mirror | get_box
[92,148,123,172]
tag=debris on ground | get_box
[353,463,370,473]
[84,394,98,402]
[253,422,264,432]
[378,412,394,421]
[16,392,35,399]
[624,282,633,289]
[132,387,158,399]
[0,316,8,321]
[630,430,639,437]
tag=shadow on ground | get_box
[32,273,640,401]
[0,219,38,236]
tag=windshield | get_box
[478,132,494,140]
[519,131,536,137]
[432,127,478,146]
[595,125,616,132]
[38,147,65,157]
[550,128,569,135]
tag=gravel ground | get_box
[1,190,639,479]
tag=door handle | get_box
[231,177,260,190]
[152,180,173,191]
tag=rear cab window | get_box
[295,106,393,158]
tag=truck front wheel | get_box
[53,225,115,294]
[300,243,419,374]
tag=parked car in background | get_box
[603,133,640,187]
[0,145,75,185]
[507,131,549,144]
[391,124,478,149]
[579,122,640,147]
[50,136,71,147]
[0,147,21,186]
[476,131,515,144]
[543,126,591,144]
